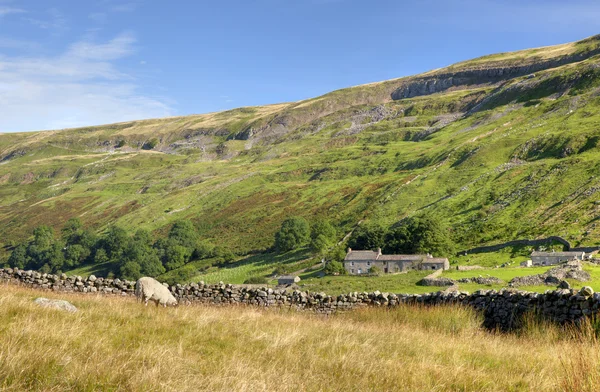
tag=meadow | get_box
[1,284,599,391]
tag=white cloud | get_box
[0,32,174,132]
[24,8,66,31]
[68,32,136,61]
[111,2,139,12]
[88,12,107,23]
[0,6,24,16]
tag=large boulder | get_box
[34,297,78,313]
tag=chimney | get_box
[347,247,352,253]
[377,247,382,256]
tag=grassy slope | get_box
[1,284,599,391]
[3,35,600,286]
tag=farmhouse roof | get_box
[422,258,449,264]
[531,251,584,257]
[344,250,380,261]
[378,254,423,261]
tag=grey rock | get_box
[34,297,78,313]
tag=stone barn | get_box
[278,275,301,285]
[530,251,585,266]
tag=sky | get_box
[0,0,599,133]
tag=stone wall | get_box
[1,267,599,331]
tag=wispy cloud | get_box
[0,37,39,50]
[0,32,174,132]
[68,32,136,61]
[111,2,139,12]
[0,6,25,17]
[24,8,67,31]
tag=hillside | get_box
[3,34,600,276]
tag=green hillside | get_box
[3,34,600,281]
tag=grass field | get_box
[1,284,599,391]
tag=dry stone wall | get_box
[2,267,600,331]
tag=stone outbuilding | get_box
[277,275,301,285]
[530,251,585,266]
[343,248,449,275]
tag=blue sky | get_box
[0,0,599,132]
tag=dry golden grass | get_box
[0,284,599,391]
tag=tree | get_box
[323,260,346,275]
[310,220,336,253]
[310,234,330,254]
[163,242,191,271]
[348,223,386,250]
[93,248,109,264]
[64,244,90,268]
[213,246,235,263]
[101,226,129,260]
[120,261,142,281]
[194,240,215,260]
[62,218,83,243]
[274,216,310,252]
[168,220,198,251]
[122,229,165,277]
[8,244,27,269]
[384,215,454,256]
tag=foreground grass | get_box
[1,285,600,391]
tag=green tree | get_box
[122,229,165,277]
[194,240,215,260]
[310,234,330,254]
[348,223,386,250]
[8,244,27,269]
[62,218,83,243]
[274,216,310,252]
[310,220,336,253]
[120,261,142,281]
[64,244,90,268]
[384,215,454,256]
[213,246,235,264]
[163,242,191,271]
[169,220,198,253]
[323,260,346,275]
[102,225,129,260]
[93,248,109,264]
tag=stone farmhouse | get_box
[343,248,449,275]
[530,251,585,266]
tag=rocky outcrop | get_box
[391,45,600,100]
[509,261,590,287]
[457,277,504,285]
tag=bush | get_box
[244,276,268,284]
[142,138,159,150]
[275,216,310,252]
[368,266,382,276]
[324,260,346,275]
[115,140,126,148]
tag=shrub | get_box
[244,276,268,284]
[324,260,346,275]
[142,138,159,150]
[368,266,382,276]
